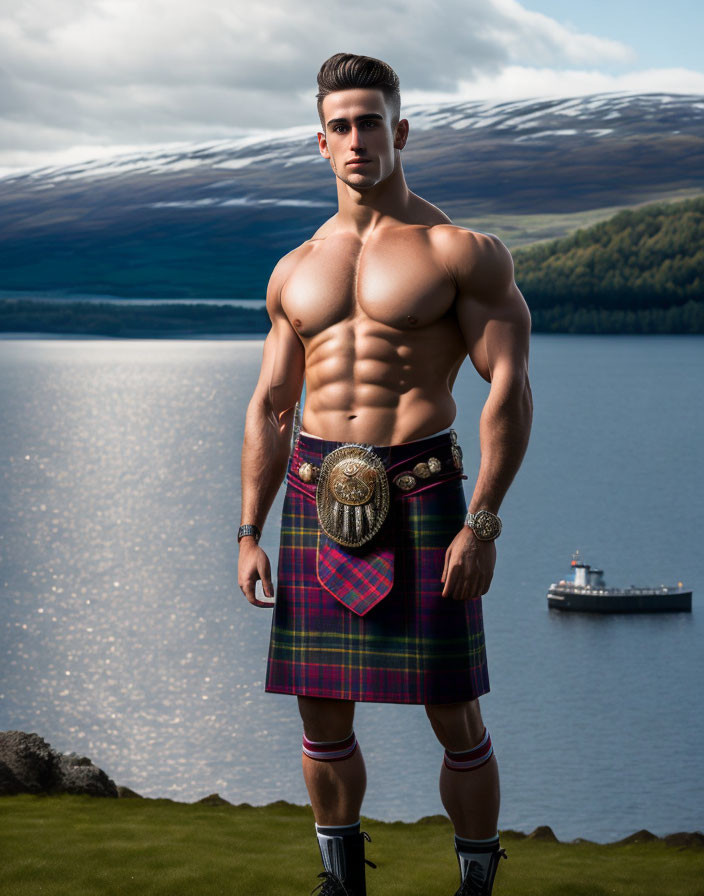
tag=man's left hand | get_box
[441,526,496,601]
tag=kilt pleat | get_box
[264,430,490,704]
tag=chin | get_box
[340,173,379,189]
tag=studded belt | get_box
[296,429,463,493]
[291,430,464,548]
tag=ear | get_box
[393,118,409,151]
[317,131,330,159]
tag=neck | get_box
[335,153,411,236]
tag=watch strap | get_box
[238,524,261,543]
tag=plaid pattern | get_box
[317,529,395,616]
[264,430,490,705]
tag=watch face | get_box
[474,510,501,540]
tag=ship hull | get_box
[547,587,692,613]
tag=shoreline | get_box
[2,331,703,342]
[0,331,270,340]
[13,791,700,849]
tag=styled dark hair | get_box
[316,52,401,129]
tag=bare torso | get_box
[279,195,476,445]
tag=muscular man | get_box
[238,53,532,896]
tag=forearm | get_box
[240,398,296,531]
[467,374,533,516]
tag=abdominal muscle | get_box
[297,316,465,446]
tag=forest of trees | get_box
[0,300,268,337]
[514,196,704,333]
[1,196,702,336]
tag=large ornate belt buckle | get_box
[316,445,390,548]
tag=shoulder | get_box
[265,240,315,314]
[430,225,514,296]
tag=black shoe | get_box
[453,849,507,896]
[311,870,351,896]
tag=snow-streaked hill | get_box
[1,92,702,297]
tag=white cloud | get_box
[402,65,704,105]
[0,0,697,171]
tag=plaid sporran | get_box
[315,444,390,547]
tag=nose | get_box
[350,126,366,151]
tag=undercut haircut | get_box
[316,52,401,130]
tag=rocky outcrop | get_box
[663,832,704,849]
[0,731,118,798]
[116,785,144,799]
[196,792,232,806]
[616,829,660,845]
[527,825,559,842]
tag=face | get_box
[317,88,408,190]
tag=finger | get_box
[459,570,474,600]
[248,588,275,609]
[241,575,270,608]
[455,573,470,601]
[477,565,493,597]
[443,563,461,600]
[241,577,257,605]
[456,580,472,601]
[466,563,485,599]
[474,581,487,599]
[441,555,453,596]
[259,555,274,598]
[254,578,275,607]
[239,576,254,603]
[441,545,451,584]
[466,577,480,601]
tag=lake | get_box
[0,334,702,842]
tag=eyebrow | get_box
[326,113,384,128]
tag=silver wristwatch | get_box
[464,509,502,541]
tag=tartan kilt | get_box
[264,429,490,705]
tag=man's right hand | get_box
[238,539,276,608]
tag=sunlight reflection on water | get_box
[1,336,702,841]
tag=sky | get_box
[1,0,703,175]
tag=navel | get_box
[293,318,302,329]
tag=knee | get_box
[298,696,356,742]
[425,699,485,751]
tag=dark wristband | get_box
[237,524,261,543]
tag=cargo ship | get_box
[547,551,692,613]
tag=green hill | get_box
[514,196,704,333]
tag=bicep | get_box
[454,235,531,385]
[250,266,305,419]
[257,314,305,419]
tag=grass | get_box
[1,794,702,896]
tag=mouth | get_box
[347,159,372,167]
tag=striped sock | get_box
[444,727,493,771]
[454,833,501,884]
[302,730,358,762]
[315,820,361,879]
